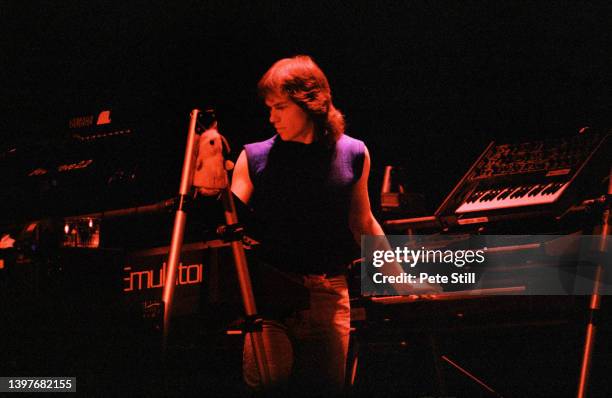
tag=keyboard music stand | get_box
[161,109,271,389]
[577,166,611,398]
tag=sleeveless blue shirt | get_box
[244,134,365,275]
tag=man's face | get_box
[265,92,314,143]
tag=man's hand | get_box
[392,279,443,297]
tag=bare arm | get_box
[349,146,440,295]
[349,147,385,241]
[231,149,254,205]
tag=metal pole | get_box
[221,187,271,387]
[162,109,200,351]
[577,167,611,398]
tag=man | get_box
[231,55,397,395]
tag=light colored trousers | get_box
[243,274,351,395]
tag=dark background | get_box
[2,3,612,395]
[2,1,611,219]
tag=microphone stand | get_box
[162,109,270,388]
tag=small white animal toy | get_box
[193,127,233,196]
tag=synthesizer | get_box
[435,131,610,220]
